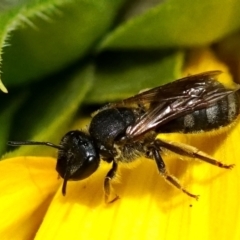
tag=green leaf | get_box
[3,62,94,158]
[99,0,240,50]
[0,93,26,155]
[86,50,184,103]
[0,0,125,92]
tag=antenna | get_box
[8,141,64,150]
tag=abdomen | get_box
[160,92,240,133]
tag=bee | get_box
[8,70,240,202]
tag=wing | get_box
[109,71,222,106]
[108,70,239,138]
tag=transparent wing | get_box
[107,71,238,138]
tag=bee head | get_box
[57,130,100,195]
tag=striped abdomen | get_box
[161,92,240,133]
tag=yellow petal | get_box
[0,157,60,240]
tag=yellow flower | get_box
[1,48,240,240]
[0,157,60,239]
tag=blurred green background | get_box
[1,0,240,157]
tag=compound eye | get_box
[78,155,100,180]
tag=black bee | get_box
[8,70,240,202]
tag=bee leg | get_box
[104,160,119,203]
[151,146,199,200]
[154,138,235,169]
